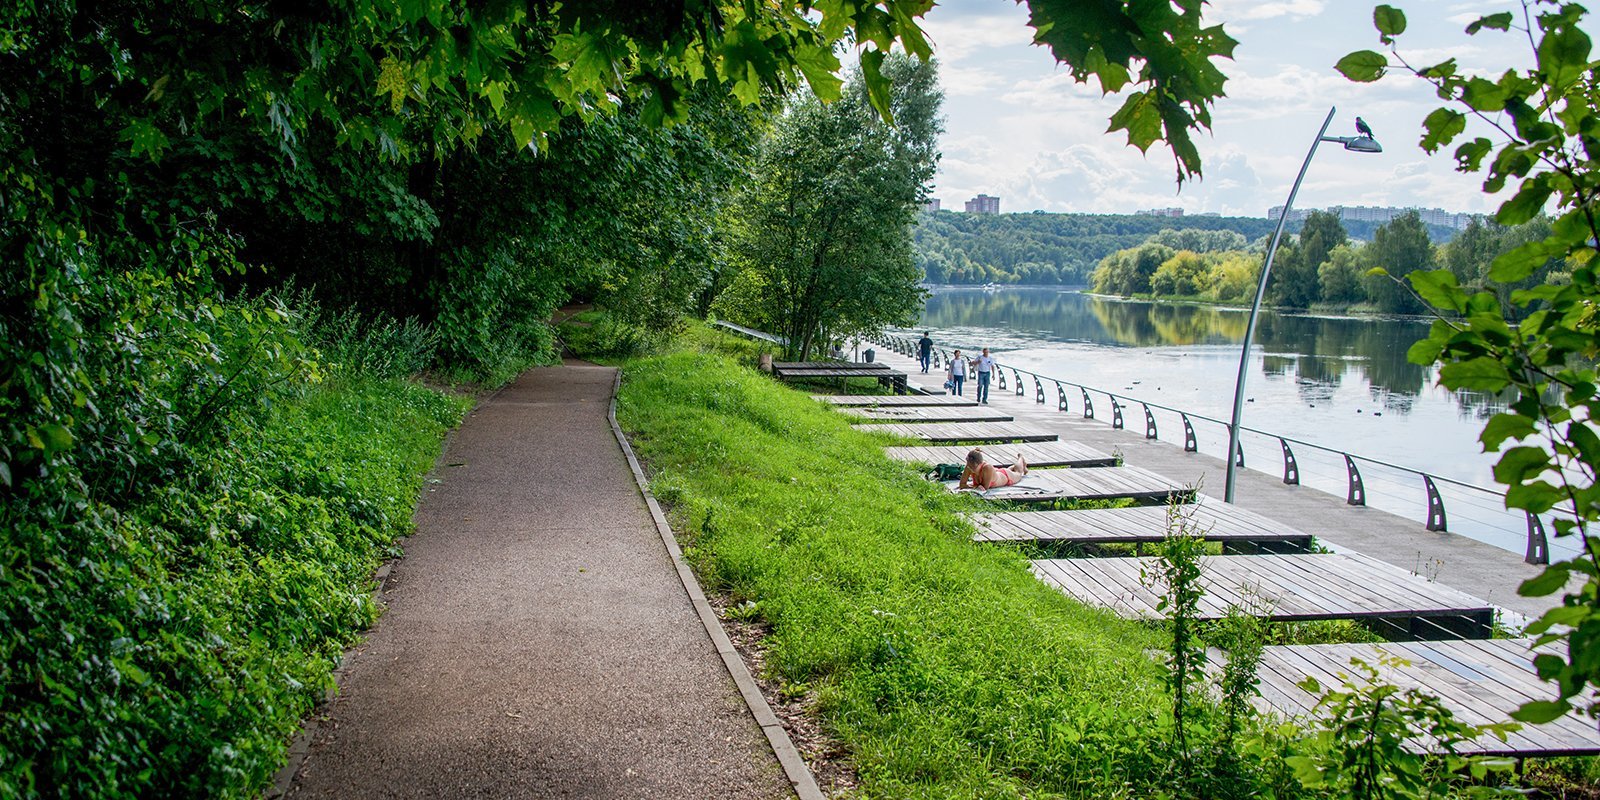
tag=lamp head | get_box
[1344,136,1383,153]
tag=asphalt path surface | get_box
[287,363,790,799]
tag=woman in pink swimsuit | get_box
[957,448,1029,490]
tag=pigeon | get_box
[1356,116,1374,138]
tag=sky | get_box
[919,0,1579,218]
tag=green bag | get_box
[928,463,964,481]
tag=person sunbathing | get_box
[957,448,1029,490]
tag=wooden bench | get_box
[815,394,978,407]
[843,405,1015,423]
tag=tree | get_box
[1340,1,1600,725]
[1092,242,1176,296]
[1270,210,1348,309]
[1150,251,1214,296]
[1318,244,1366,305]
[1360,211,1435,313]
[718,55,943,359]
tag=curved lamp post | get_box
[1223,107,1381,503]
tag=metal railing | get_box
[875,332,1574,565]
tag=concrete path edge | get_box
[605,371,826,800]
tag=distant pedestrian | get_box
[917,331,933,373]
[947,349,967,396]
[974,347,995,404]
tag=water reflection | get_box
[923,288,1437,401]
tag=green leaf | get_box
[1440,356,1512,392]
[1495,445,1552,485]
[1419,108,1466,153]
[1489,240,1558,282]
[860,50,893,122]
[1374,6,1407,43]
[36,423,73,454]
[1335,50,1389,82]
[1465,12,1513,34]
[1538,23,1592,88]
[1496,177,1553,226]
[1480,413,1537,450]
[1407,336,1445,366]
[1512,699,1570,723]
[1407,269,1463,310]
[1519,565,1571,597]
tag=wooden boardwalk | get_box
[1251,639,1600,756]
[815,394,977,407]
[857,421,1059,444]
[844,405,1014,423]
[971,496,1312,550]
[773,361,889,371]
[886,442,1117,469]
[1031,553,1494,637]
[778,367,907,394]
[954,465,1189,504]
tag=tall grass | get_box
[617,344,1179,797]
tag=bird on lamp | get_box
[1356,117,1375,138]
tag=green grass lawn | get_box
[617,331,1181,797]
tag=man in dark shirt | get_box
[917,331,933,373]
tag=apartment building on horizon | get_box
[1268,204,1481,230]
[964,194,1000,214]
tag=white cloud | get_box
[1211,0,1326,22]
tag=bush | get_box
[1,247,469,797]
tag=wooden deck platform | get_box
[1031,552,1494,637]
[952,465,1189,504]
[1250,639,1600,756]
[773,361,888,371]
[971,495,1313,551]
[886,441,1117,469]
[844,405,1014,423]
[778,367,907,394]
[815,394,977,407]
[856,421,1059,444]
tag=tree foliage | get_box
[1341,1,1600,725]
[716,56,942,359]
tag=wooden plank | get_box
[973,496,1312,547]
[815,394,978,407]
[772,361,889,371]
[959,466,1188,503]
[1029,554,1494,626]
[844,405,1015,423]
[886,442,1117,469]
[1250,641,1600,755]
[777,368,904,379]
[857,421,1060,444]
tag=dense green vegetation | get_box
[1,300,469,795]
[912,210,1460,287]
[712,56,942,360]
[1088,211,1566,313]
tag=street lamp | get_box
[1223,107,1381,503]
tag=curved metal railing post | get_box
[1181,414,1197,452]
[1111,397,1125,430]
[1526,513,1550,565]
[1080,388,1094,419]
[1013,369,1025,396]
[997,369,1007,391]
[1424,475,1448,531]
[1034,377,1045,405]
[1056,382,1069,412]
[1280,438,1300,485]
[1344,455,1366,506]
[1143,404,1157,440]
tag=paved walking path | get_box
[286,363,791,799]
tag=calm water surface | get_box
[914,287,1522,545]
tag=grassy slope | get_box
[616,329,1173,798]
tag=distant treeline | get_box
[912,209,1460,286]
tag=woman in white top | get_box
[947,349,968,396]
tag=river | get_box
[910,286,1548,557]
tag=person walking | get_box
[947,349,968,396]
[917,331,933,374]
[974,347,996,404]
